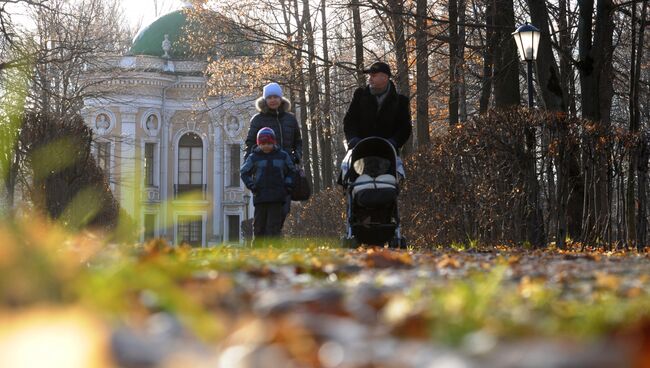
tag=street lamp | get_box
[512,23,541,108]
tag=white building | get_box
[82,10,252,246]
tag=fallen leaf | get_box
[595,272,621,290]
[364,249,413,269]
[437,255,460,269]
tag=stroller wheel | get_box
[340,236,358,248]
[389,236,407,249]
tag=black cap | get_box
[362,61,392,77]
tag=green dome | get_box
[129,10,193,58]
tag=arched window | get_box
[177,133,203,195]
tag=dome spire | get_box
[162,34,171,58]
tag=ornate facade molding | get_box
[141,108,162,137]
[89,108,117,136]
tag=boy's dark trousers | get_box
[253,202,284,239]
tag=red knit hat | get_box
[256,127,276,145]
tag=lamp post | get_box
[513,22,545,248]
[512,23,541,108]
[243,192,251,245]
[243,193,251,221]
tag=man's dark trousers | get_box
[254,202,284,239]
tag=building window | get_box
[177,133,203,195]
[178,215,202,246]
[228,215,240,242]
[230,144,241,187]
[97,142,110,181]
[144,143,155,187]
[144,213,156,240]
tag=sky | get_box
[7,0,187,36]
[121,0,186,33]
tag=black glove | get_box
[347,137,361,150]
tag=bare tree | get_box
[478,0,495,114]
[491,0,520,107]
[414,0,429,146]
[320,0,334,188]
[1,0,130,213]
[631,1,648,248]
[279,0,312,187]
[577,0,616,244]
[27,0,131,118]
[350,0,365,88]
[302,0,322,193]
[449,0,459,125]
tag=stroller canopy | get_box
[340,137,404,186]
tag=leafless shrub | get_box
[19,112,119,230]
[287,108,638,248]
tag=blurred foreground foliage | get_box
[1,217,649,349]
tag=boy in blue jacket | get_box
[240,128,296,242]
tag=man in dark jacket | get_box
[343,62,412,153]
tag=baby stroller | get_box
[339,137,407,248]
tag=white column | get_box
[213,116,223,242]
[161,110,173,237]
[119,107,138,218]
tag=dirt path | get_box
[106,246,650,368]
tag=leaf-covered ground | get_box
[1,223,650,368]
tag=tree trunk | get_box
[351,0,365,88]
[558,0,574,114]
[558,0,583,241]
[578,0,596,119]
[320,0,334,188]
[448,0,459,125]
[638,134,649,251]
[3,153,18,215]
[626,1,640,247]
[527,0,566,112]
[527,0,568,247]
[386,0,412,155]
[302,0,322,193]
[555,116,570,249]
[457,0,467,122]
[593,0,615,127]
[525,113,546,248]
[479,1,494,114]
[492,0,520,107]
[578,0,615,243]
[415,0,429,146]
[291,0,313,188]
[634,1,648,249]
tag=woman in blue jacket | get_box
[244,83,302,225]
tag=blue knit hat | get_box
[257,127,276,145]
[263,82,283,99]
